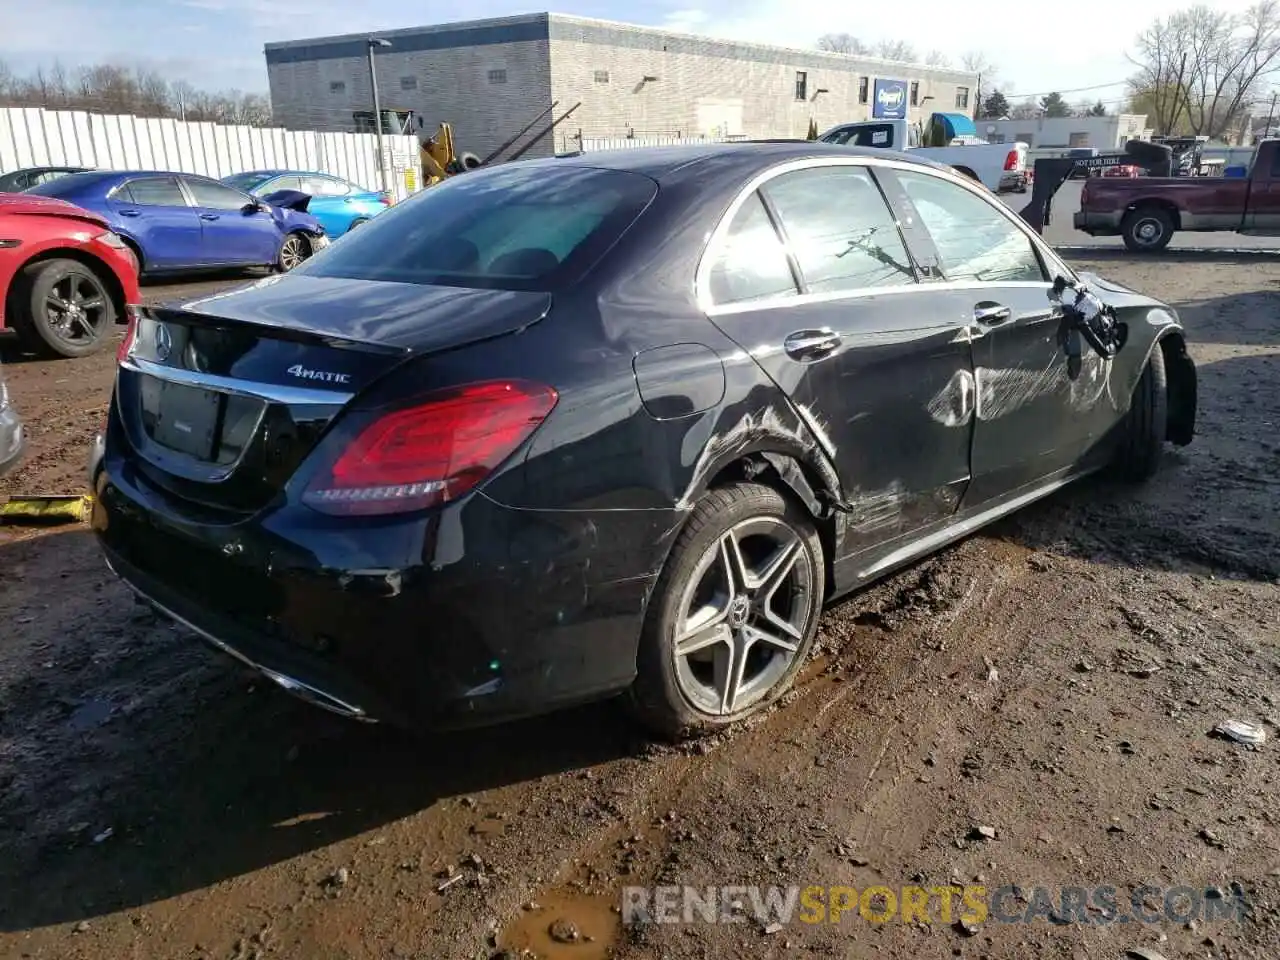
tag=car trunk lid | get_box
[115,274,552,515]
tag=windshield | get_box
[295,163,658,291]
[221,172,275,192]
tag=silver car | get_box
[0,359,23,477]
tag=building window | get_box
[1069,132,1090,147]
[488,69,508,85]
[329,81,346,94]
[858,77,868,104]
[399,75,417,90]
[594,70,610,83]
[795,71,808,101]
[910,81,919,106]
[955,86,970,109]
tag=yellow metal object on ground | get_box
[0,494,94,524]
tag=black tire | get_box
[346,218,369,233]
[277,232,312,272]
[629,482,824,740]
[1121,206,1174,253]
[11,258,116,358]
[1114,344,1168,481]
[458,152,483,171]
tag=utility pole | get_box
[975,72,982,121]
[367,37,392,195]
[1265,90,1278,141]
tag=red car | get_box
[0,193,140,358]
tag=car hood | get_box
[0,193,107,227]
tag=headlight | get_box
[96,231,128,249]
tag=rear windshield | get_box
[295,163,658,291]
[24,172,109,197]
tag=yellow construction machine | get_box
[419,101,580,186]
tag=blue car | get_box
[26,171,328,276]
[221,170,390,237]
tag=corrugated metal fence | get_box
[0,107,422,200]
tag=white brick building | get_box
[264,14,978,159]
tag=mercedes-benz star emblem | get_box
[154,323,172,362]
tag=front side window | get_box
[893,169,1045,283]
[184,178,252,210]
[763,166,916,293]
[121,177,187,207]
[705,192,798,307]
[297,164,657,291]
[301,176,350,197]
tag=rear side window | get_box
[763,166,916,293]
[298,164,658,291]
[120,177,187,207]
[705,192,798,306]
[302,176,351,197]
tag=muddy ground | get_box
[1,255,1278,960]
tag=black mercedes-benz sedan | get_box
[90,142,1196,738]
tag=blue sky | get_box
[0,0,1264,110]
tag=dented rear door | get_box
[702,164,976,556]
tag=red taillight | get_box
[378,193,392,206]
[1003,149,1019,172]
[116,307,139,364]
[302,379,558,516]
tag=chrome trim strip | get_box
[121,355,353,405]
[695,153,1076,317]
[104,554,376,723]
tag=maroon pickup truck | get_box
[1074,139,1279,251]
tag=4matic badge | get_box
[285,364,351,385]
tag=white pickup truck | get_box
[817,114,1028,194]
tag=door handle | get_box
[784,329,842,361]
[199,213,220,221]
[119,209,141,217]
[974,302,1012,325]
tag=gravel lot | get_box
[1,251,1278,960]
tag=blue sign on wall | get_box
[872,78,909,120]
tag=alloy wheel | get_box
[43,272,109,347]
[672,516,816,716]
[279,235,309,271]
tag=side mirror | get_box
[242,200,265,214]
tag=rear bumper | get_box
[91,456,667,730]
[1074,211,1122,233]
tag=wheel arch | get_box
[1156,330,1195,446]
[1124,199,1182,231]
[698,448,843,599]
[7,247,127,327]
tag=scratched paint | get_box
[844,481,907,533]
[679,406,810,509]
[926,370,976,428]
[794,402,838,457]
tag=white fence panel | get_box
[580,135,731,152]
[0,107,422,200]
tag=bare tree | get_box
[1129,2,1280,138]
[924,50,951,67]
[961,51,1000,85]
[875,39,918,62]
[817,33,871,55]
[0,58,275,127]
[1009,98,1041,120]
